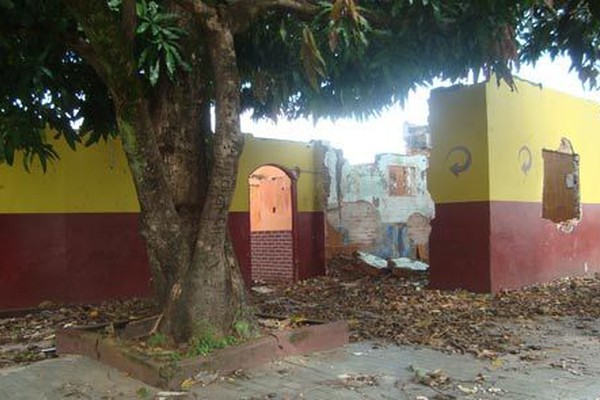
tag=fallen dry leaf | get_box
[0,298,157,367]
[252,255,600,357]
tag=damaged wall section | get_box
[428,79,600,293]
[321,144,434,263]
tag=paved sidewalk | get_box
[1,317,600,399]
[0,355,156,399]
[197,338,600,399]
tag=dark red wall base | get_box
[0,213,151,309]
[296,212,326,280]
[0,211,326,310]
[429,202,491,292]
[430,201,600,293]
[229,211,326,284]
[489,202,600,291]
[0,211,325,310]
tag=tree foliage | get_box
[0,0,597,169]
[520,0,600,87]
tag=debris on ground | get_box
[0,298,157,367]
[323,373,379,389]
[253,256,600,357]
[354,251,430,279]
[252,286,275,295]
[156,391,189,399]
[390,257,429,272]
[410,365,450,387]
[355,252,389,270]
[328,253,429,281]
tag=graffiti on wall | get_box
[519,145,533,175]
[445,145,472,177]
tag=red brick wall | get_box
[250,230,294,283]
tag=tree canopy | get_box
[1,0,596,169]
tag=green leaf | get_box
[165,49,175,77]
[137,22,150,34]
[63,130,79,151]
[107,0,122,12]
[39,152,47,172]
[149,60,160,86]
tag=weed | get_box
[187,333,237,357]
[147,332,167,348]
[168,351,182,362]
[233,319,251,338]
[136,387,151,399]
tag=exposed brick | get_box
[251,230,294,283]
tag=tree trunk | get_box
[161,15,254,342]
[149,7,212,252]
[65,1,255,344]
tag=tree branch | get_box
[175,0,216,22]
[234,0,319,15]
[0,13,114,82]
[122,0,137,43]
[176,0,318,33]
[227,0,319,33]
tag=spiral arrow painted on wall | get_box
[518,145,532,175]
[445,146,472,177]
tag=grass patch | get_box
[187,333,237,357]
[146,332,167,348]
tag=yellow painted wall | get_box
[0,134,139,213]
[486,78,600,203]
[0,132,321,214]
[428,84,490,203]
[230,135,321,212]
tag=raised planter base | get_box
[56,319,349,390]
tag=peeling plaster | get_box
[322,146,434,260]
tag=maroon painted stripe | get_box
[430,201,600,293]
[429,202,491,293]
[0,213,151,309]
[1,210,326,310]
[296,212,326,280]
[489,201,600,291]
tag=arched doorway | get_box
[248,165,296,283]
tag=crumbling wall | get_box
[323,147,434,262]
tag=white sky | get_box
[241,55,600,164]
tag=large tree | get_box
[1,0,598,343]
